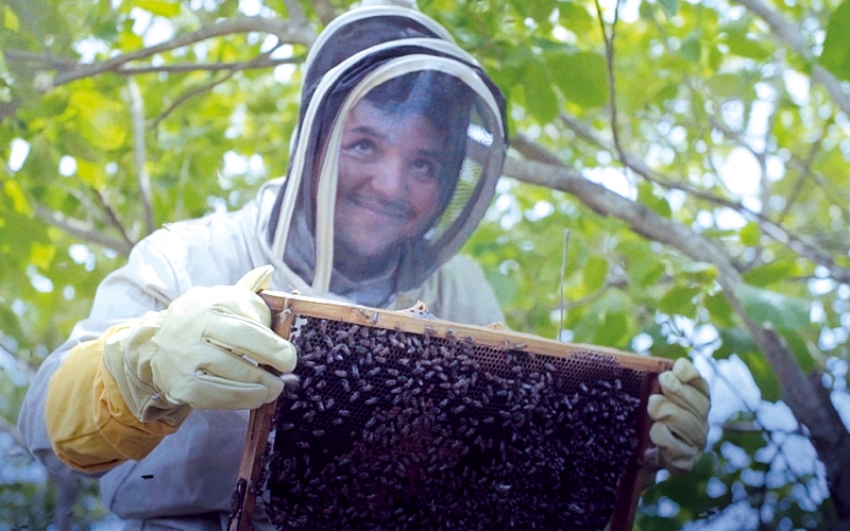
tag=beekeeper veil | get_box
[266,3,507,307]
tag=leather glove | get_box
[646,358,710,474]
[103,266,297,423]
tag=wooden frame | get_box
[228,291,673,531]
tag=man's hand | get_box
[646,358,710,474]
[103,266,297,422]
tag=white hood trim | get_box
[268,39,497,296]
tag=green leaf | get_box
[735,284,810,332]
[556,2,596,35]
[652,460,713,519]
[658,0,679,18]
[650,82,680,106]
[0,303,24,340]
[643,322,690,360]
[615,240,666,288]
[637,181,672,219]
[592,311,628,346]
[1,179,32,215]
[726,34,771,61]
[659,285,701,318]
[570,306,601,344]
[681,33,701,63]
[715,326,759,360]
[119,26,144,51]
[709,45,723,71]
[509,0,553,23]
[741,259,801,287]
[705,292,736,328]
[135,0,181,17]
[639,261,666,288]
[218,0,240,18]
[0,52,10,88]
[739,221,761,246]
[593,289,633,315]
[706,73,755,99]
[674,259,717,282]
[820,0,850,82]
[699,227,738,239]
[521,60,559,122]
[486,270,519,308]
[29,241,55,270]
[628,256,666,289]
[547,51,609,109]
[75,158,107,189]
[3,6,20,31]
[572,290,630,343]
[69,91,127,152]
[583,255,608,292]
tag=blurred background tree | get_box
[2,0,850,529]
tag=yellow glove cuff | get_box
[46,327,186,473]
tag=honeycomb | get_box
[254,316,651,531]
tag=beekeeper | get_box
[18,2,710,530]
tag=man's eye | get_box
[344,139,375,155]
[410,159,439,180]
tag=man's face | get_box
[332,98,446,271]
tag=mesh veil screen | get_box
[424,120,495,243]
[248,300,663,531]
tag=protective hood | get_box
[264,3,507,306]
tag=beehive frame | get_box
[228,291,673,531]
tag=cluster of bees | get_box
[259,317,644,530]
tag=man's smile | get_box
[343,193,414,222]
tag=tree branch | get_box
[310,0,338,26]
[503,157,741,279]
[150,45,286,128]
[3,50,78,68]
[34,205,133,256]
[151,71,236,129]
[90,187,135,249]
[733,0,850,118]
[282,0,307,24]
[46,17,315,87]
[128,78,155,235]
[627,1,850,282]
[594,0,626,161]
[5,49,302,76]
[554,113,850,284]
[114,56,301,75]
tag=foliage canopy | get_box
[2,0,850,529]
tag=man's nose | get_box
[369,155,407,197]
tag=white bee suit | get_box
[22,182,504,529]
[17,4,510,528]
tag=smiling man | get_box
[332,80,463,282]
[18,5,511,529]
[17,2,709,530]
